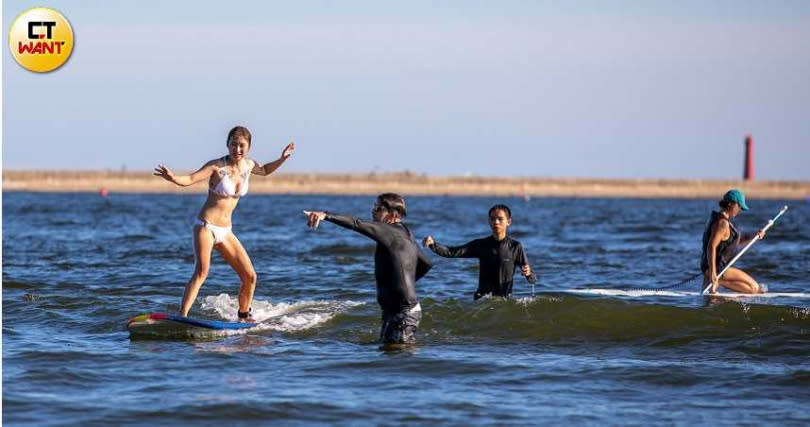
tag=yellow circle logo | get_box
[9,7,74,73]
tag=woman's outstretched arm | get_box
[252,142,295,176]
[153,160,217,187]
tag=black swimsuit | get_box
[430,235,537,299]
[700,211,740,274]
[325,213,432,343]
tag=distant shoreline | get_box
[3,170,809,199]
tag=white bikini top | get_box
[209,157,250,197]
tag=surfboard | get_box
[127,312,258,338]
[553,289,810,299]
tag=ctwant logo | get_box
[9,8,74,72]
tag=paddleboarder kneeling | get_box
[701,189,766,294]
[422,204,537,300]
[304,193,433,345]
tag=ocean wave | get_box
[127,291,810,348]
[308,295,810,348]
[200,293,365,333]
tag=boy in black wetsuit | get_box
[423,204,537,300]
[304,193,432,345]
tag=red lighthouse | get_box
[743,134,754,181]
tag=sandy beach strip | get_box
[3,170,809,199]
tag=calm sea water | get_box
[3,192,809,425]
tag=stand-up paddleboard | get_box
[547,288,810,299]
[127,312,258,338]
[701,205,789,295]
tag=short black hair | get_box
[376,193,407,217]
[488,204,511,219]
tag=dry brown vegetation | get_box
[3,170,809,199]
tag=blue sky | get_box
[4,1,810,179]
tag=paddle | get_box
[701,205,789,295]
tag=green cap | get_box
[722,189,749,211]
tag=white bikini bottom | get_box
[195,219,232,244]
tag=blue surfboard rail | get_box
[128,312,257,331]
[164,313,257,330]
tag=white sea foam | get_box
[514,295,564,305]
[200,293,364,333]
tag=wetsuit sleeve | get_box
[324,213,387,243]
[430,239,479,258]
[415,247,433,280]
[515,243,538,284]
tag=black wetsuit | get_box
[325,213,432,343]
[700,211,740,274]
[430,235,537,299]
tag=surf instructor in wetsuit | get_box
[154,126,295,321]
[304,193,433,345]
[701,189,766,294]
[423,204,537,299]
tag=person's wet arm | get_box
[430,239,479,258]
[516,243,537,284]
[324,213,389,243]
[739,229,767,245]
[707,220,729,292]
[415,246,433,280]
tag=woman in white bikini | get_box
[153,126,295,321]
